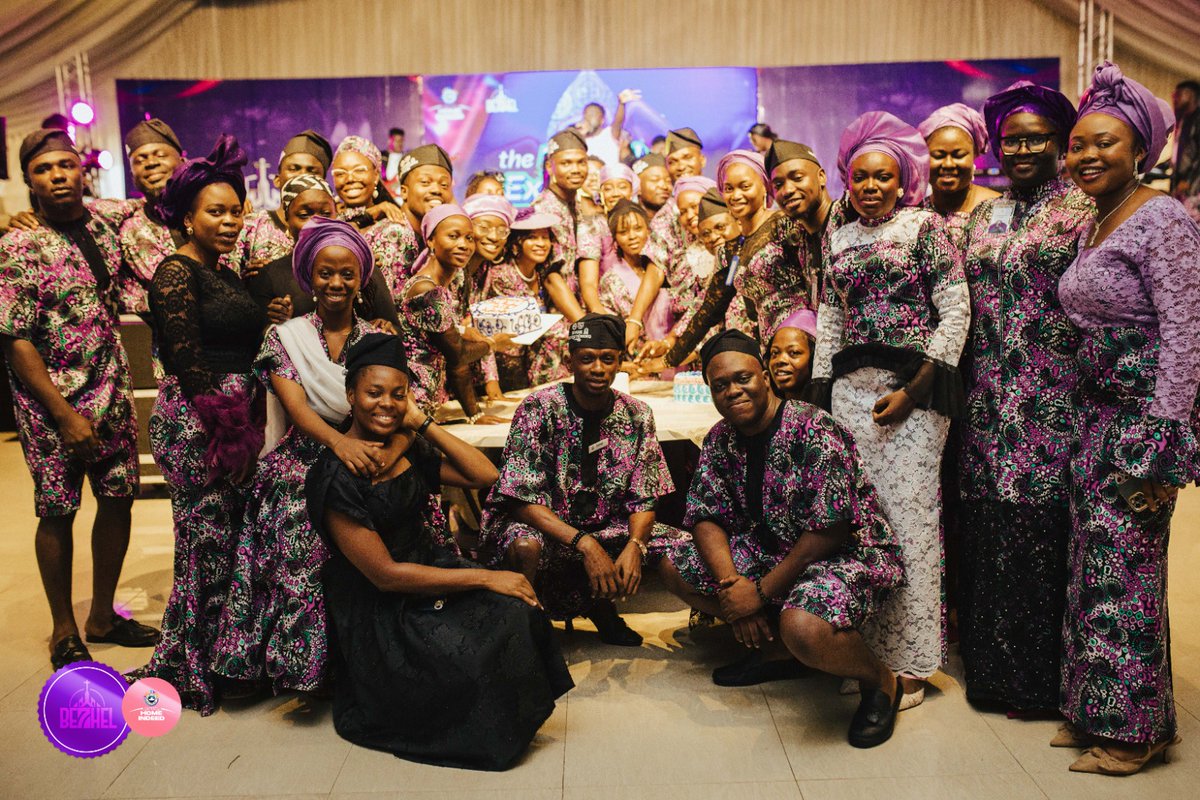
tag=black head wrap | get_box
[19,129,78,179]
[124,119,182,156]
[399,143,454,183]
[765,139,822,176]
[345,333,410,384]
[749,123,778,139]
[156,135,248,231]
[666,127,703,153]
[607,198,650,235]
[280,129,333,172]
[697,188,728,222]
[700,329,763,380]
[568,313,625,352]
[547,129,588,157]
[632,153,666,175]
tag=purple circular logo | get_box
[38,661,130,758]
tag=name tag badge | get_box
[587,438,609,454]
[987,200,1016,235]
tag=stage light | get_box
[97,150,114,170]
[70,100,95,126]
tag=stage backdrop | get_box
[116,76,421,209]
[421,68,759,206]
[758,58,1060,195]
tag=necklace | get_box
[1088,183,1139,247]
[515,261,538,282]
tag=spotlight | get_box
[70,100,95,126]
[97,150,114,170]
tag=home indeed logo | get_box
[486,84,519,114]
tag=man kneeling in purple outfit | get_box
[661,328,906,748]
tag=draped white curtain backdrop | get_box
[2,0,1196,213]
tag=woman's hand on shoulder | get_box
[332,436,384,477]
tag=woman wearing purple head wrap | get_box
[810,112,969,709]
[399,204,510,425]
[599,163,640,213]
[954,81,1094,717]
[1056,63,1200,775]
[139,134,270,714]
[212,214,391,695]
[918,104,1000,248]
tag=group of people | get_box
[2,60,1199,773]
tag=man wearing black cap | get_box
[631,153,671,216]
[235,129,335,278]
[644,128,706,288]
[397,143,454,249]
[0,128,159,670]
[766,138,836,295]
[480,313,686,646]
[660,330,905,748]
[532,130,604,311]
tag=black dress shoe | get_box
[586,600,643,646]
[712,650,810,687]
[848,677,902,748]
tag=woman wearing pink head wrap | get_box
[461,194,517,401]
[398,204,510,424]
[1056,63,1200,775]
[212,214,387,696]
[598,163,640,213]
[765,309,817,402]
[332,135,418,298]
[810,111,970,708]
[918,104,1000,248]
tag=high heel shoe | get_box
[1068,736,1181,775]
[1050,722,1090,748]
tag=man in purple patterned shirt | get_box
[0,129,159,670]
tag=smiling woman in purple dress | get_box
[1056,62,1200,776]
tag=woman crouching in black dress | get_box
[306,333,573,770]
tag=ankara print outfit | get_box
[1058,196,1200,744]
[397,275,458,414]
[480,383,688,619]
[139,254,266,715]
[956,179,1093,709]
[643,197,686,276]
[0,213,139,518]
[234,210,293,274]
[812,205,969,679]
[671,401,904,629]
[337,211,420,299]
[920,196,972,250]
[730,209,829,342]
[212,313,377,692]
[531,188,601,291]
[483,260,570,390]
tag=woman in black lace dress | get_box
[307,333,573,770]
[136,136,268,715]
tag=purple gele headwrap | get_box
[673,174,718,200]
[292,215,374,296]
[918,102,989,155]
[775,308,818,338]
[837,112,929,208]
[600,163,640,199]
[982,81,1077,160]
[715,150,768,194]
[156,134,247,230]
[1077,61,1175,172]
[462,193,516,226]
[410,203,470,274]
[334,135,382,173]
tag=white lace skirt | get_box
[832,366,948,678]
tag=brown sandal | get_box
[1068,736,1181,775]
[1050,722,1090,748]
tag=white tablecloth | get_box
[436,380,722,449]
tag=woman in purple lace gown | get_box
[1056,62,1200,775]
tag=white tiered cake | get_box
[470,296,543,337]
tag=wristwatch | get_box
[416,417,434,437]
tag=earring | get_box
[185,226,194,236]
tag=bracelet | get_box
[628,318,644,329]
[466,411,484,424]
[629,538,648,562]
[754,578,772,605]
[416,417,434,437]
[570,530,591,551]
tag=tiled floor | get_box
[1,436,1198,799]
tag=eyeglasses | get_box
[998,134,1057,155]
[331,166,373,181]
[473,222,510,239]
